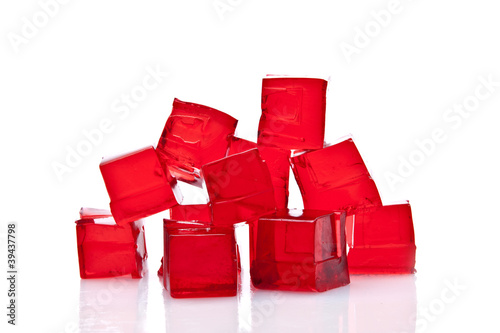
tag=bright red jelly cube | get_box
[291,138,382,213]
[157,204,213,276]
[156,98,238,184]
[76,208,147,279]
[202,148,276,226]
[228,136,291,209]
[100,146,180,225]
[257,77,327,150]
[346,202,416,274]
[163,220,237,298]
[251,209,350,292]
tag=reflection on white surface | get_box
[163,286,239,332]
[78,269,416,332]
[78,277,148,332]
[348,274,416,333]
[79,275,148,332]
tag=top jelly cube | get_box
[291,138,382,213]
[202,148,276,225]
[257,77,327,150]
[156,98,238,184]
[76,208,147,279]
[100,146,180,225]
[346,202,416,274]
[251,209,350,292]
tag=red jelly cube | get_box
[228,136,291,209]
[156,98,238,184]
[76,208,147,279]
[163,220,237,298]
[346,202,416,274]
[291,138,382,213]
[158,204,212,276]
[258,77,327,150]
[202,148,276,226]
[251,209,350,292]
[100,146,180,225]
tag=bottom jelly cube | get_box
[346,202,416,274]
[251,209,350,292]
[163,220,237,298]
[158,204,213,275]
[76,208,147,279]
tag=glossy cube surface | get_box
[258,77,327,150]
[76,209,147,279]
[170,204,212,223]
[163,220,237,298]
[291,138,382,213]
[227,136,258,155]
[156,98,238,184]
[259,146,291,210]
[251,209,350,292]
[346,203,416,274]
[203,148,276,226]
[228,136,290,210]
[100,146,179,225]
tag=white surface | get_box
[1,1,500,332]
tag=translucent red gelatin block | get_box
[157,204,212,276]
[76,208,147,279]
[100,146,180,225]
[228,136,291,209]
[346,202,416,274]
[251,209,350,292]
[291,138,382,213]
[257,77,327,150]
[202,148,276,226]
[163,220,237,298]
[156,98,238,184]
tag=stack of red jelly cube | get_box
[75,75,416,298]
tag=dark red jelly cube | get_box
[76,209,147,279]
[163,220,237,298]
[228,136,291,210]
[202,148,276,226]
[99,146,180,225]
[251,209,350,292]
[346,202,416,274]
[258,77,327,150]
[291,138,382,213]
[170,204,212,223]
[156,98,238,184]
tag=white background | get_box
[1,1,499,332]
